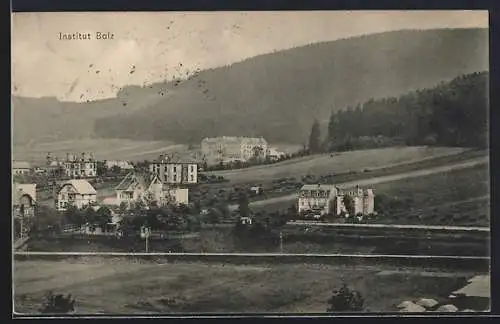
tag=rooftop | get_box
[61,179,97,195]
[12,161,31,169]
[202,136,268,145]
[115,173,148,191]
[153,154,198,164]
[300,184,337,191]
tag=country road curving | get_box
[228,157,488,211]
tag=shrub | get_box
[39,291,76,314]
[327,284,364,312]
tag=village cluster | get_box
[12,136,375,236]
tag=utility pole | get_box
[141,224,151,253]
[279,231,284,254]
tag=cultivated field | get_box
[13,259,478,314]
[372,163,490,227]
[12,139,186,163]
[207,147,470,183]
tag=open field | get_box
[207,147,470,183]
[12,139,186,163]
[372,164,490,227]
[239,156,488,213]
[13,259,482,314]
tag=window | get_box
[190,175,194,181]
[190,165,194,172]
[173,166,177,172]
[173,175,177,182]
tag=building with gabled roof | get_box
[115,172,149,207]
[55,179,97,211]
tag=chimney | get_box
[66,153,70,161]
[81,152,85,161]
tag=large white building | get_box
[297,184,374,217]
[201,136,269,163]
[148,155,198,184]
[62,153,97,178]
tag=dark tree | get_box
[95,206,112,229]
[96,161,107,176]
[324,72,488,150]
[342,195,355,217]
[39,291,76,314]
[327,284,364,312]
[238,190,250,218]
[308,119,322,154]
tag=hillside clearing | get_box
[207,147,470,183]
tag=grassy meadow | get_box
[13,259,478,314]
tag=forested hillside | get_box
[324,72,488,151]
[92,28,488,144]
[12,28,488,146]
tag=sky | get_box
[11,11,488,102]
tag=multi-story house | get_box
[114,173,148,207]
[200,136,269,163]
[297,184,375,217]
[148,155,198,184]
[12,161,32,175]
[298,184,338,216]
[55,179,97,211]
[335,186,375,216]
[62,153,97,179]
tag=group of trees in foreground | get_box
[36,284,364,314]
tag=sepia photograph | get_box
[11,10,490,316]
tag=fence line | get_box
[13,251,490,260]
[287,221,490,232]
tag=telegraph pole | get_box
[279,231,284,254]
[141,224,151,253]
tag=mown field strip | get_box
[14,251,490,260]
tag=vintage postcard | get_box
[12,10,490,316]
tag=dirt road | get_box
[228,157,488,211]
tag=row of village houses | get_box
[13,136,287,178]
[12,154,135,179]
[14,180,374,225]
[13,136,374,227]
